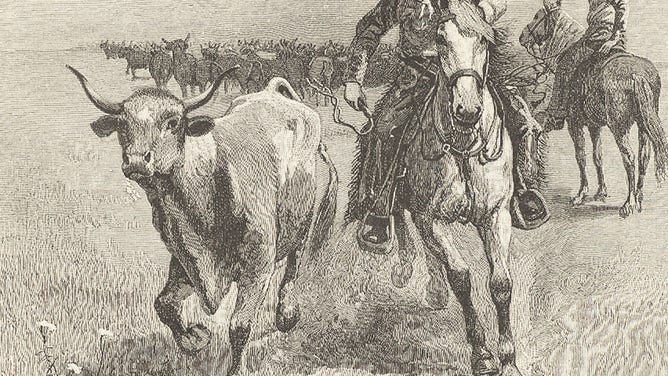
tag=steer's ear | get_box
[91,115,124,137]
[185,115,216,137]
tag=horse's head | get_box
[435,0,494,133]
[519,1,561,52]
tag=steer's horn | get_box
[66,65,123,115]
[184,65,240,112]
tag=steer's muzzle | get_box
[121,151,154,180]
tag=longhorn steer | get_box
[68,66,338,375]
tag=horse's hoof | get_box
[276,302,301,333]
[500,363,523,376]
[593,191,607,202]
[635,191,644,212]
[619,202,634,218]
[472,354,499,376]
[571,195,585,206]
[391,261,413,289]
[175,323,211,355]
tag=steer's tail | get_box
[309,143,338,255]
[265,77,302,101]
[634,73,668,183]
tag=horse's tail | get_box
[308,143,338,255]
[633,73,668,183]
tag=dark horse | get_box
[520,4,668,217]
[346,2,547,375]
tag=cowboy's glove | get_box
[344,81,366,111]
[599,31,621,54]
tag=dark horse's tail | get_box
[633,73,668,183]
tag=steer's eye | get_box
[165,117,180,131]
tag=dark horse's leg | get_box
[154,257,212,354]
[611,126,637,218]
[568,118,589,206]
[588,126,608,201]
[478,209,522,376]
[636,128,651,212]
[413,214,497,375]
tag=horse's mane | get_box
[449,0,509,45]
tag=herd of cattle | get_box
[99,35,399,101]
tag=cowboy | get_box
[344,0,550,252]
[544,0,628,130]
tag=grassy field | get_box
[1,50,668,375]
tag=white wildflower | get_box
[36,320,57,333]
[66,363,82,374]
[98,328,114,338]
[37,320,56,341]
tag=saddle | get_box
[570,50,632,122]
[576,50,632,94]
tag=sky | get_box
[0,0,666,62]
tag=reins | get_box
[306,78,374,136]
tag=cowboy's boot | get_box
[357,136,403,255]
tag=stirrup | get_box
[511,188,550,230]
[357,212,395,255]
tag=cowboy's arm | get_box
[478,0,507,23]
[344,0,399,84]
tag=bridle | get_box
[525,6,561,61]
[398,11,500,163]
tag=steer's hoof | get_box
[501,363,523,376]
[175,324,211,355]
[276,302,301,333]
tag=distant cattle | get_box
[117,44,150,79]
[163,34,198,97]
[149,46,173,89]
[68,66,338,376]
[99,40,113,59]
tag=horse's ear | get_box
[543,0,561,9]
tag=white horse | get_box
[348,1,524,375]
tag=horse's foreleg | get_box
[636,129,651,212]
[568,121,588,206]
[391,212,415,288]
[414,215,496,376]
[478,209,522,376]
[589,126,608,201]
[612,130,637,218]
